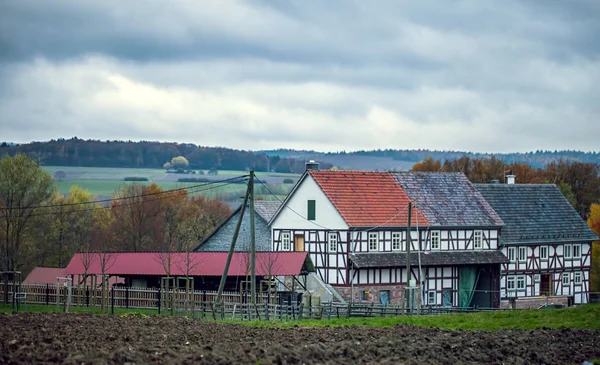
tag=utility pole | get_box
[215,176,251,309]
[406,202,412,311]
[249,170,256,306]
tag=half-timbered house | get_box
[475,183,598,305]
[269,168,508,307]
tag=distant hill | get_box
[258,148,600,170]
[1,138,598,172]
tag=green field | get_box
[41,166,297,198]
[242,304,600,331]
[2,303,598,331]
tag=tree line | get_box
[0,154,232,276]
[412,156,600,219]
[0,138,332,173]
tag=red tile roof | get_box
[24,267,123,286]
[308,170,429,227]
[65,252,310,277]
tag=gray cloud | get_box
[0,0,599,153]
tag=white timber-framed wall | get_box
[500,241,592,304]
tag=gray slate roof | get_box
[350,251,509,268]
[194,201,280,252]
[254,201,282,222]
[475,184,598,244]
[393,172,504,227]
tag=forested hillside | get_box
[0,138,332,173]
[2,138,599,172]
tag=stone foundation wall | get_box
[334,285,408,304]
[500,295,572,309]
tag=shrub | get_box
[124,177,149,182]
[283,178,295,184]
[177,177,210,183]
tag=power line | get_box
[0,176,248,219]
[1,175,249,211]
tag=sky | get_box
[0,1,599,153]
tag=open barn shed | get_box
[65,251,314,292]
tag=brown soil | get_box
[1,313,598,364]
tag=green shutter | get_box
[307,200,316,220]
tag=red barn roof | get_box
[24,267,123,286]
[308,170,429,227]
[65,252,312,277]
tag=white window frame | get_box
[518,247,527,262]
[507,276,515,296]
[574,272,582,284]
[328,232,338,252]
[540,246,548,260]
[281,232,291,251]
[517,276,525,290]
[508,247,516,262]
[368,232,379,251]
[428,291,436,305]
[573,244,581,259]
[392,232,402,251]
[430,231,440,250]
[562,272,570,285]
[473,230,483,249]
[564,244,572,259]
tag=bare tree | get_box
[258,251,283,304]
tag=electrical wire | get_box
[0,176,249,219]
[0,175,249,211]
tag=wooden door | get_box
[540,274,551,296]
[294,235,304,252]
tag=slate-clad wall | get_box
[197,210,271,251]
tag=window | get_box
[574,272,582,284]
[430,231,440,250]
[328,232,338,252]
[281,232,291,251]
[573,244,581,259]
[473,230,483,249]
[534,274,540,282]
[379,290,390,305]
[518,247,527,262]
[368,232,379,251]
[508,247,516,262]
[517,276,525,290]
[392,232,402,251]
[562,273,570,285]
[360,290,368,301]
[507,276,515,296]
[428,291,436,305]
[564,244,572,259]
[540,246,548,260]
[307,200,316,221]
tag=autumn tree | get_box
[111,184,164,251]
[411,157,442,172]
[163,156,189,170]
[0,153,55,272]
[588,204,600,292]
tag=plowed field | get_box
[1,313,598,364]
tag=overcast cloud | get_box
[0,0,599,152]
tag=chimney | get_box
[506,174,516,185]
[305,160,319,171]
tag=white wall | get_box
[271,174,348,231]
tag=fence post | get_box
[125,287,129,309]
[111,286,115,315]
[202,290,206,319]
[157,287,161,315]
[46,284,49,306]
[86,287,90,307]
